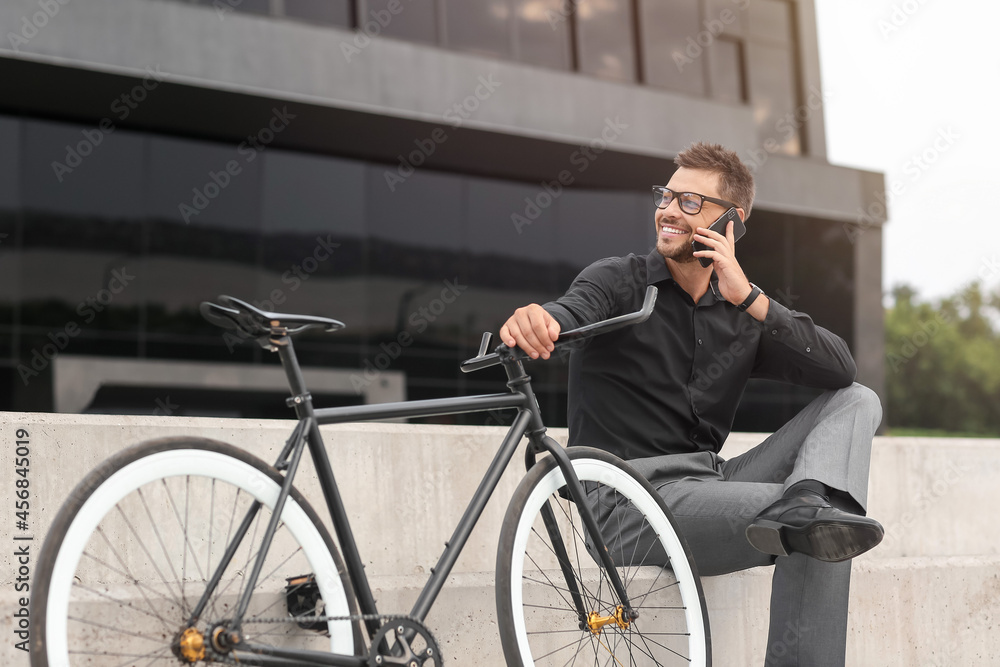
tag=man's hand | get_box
[500,304,561,360]
[692,220,769,320]
[692,220,752,304]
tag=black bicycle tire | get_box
[495,446,712,667]
[29,436,364,666]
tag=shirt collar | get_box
[645,248,724,302]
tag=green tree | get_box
[884,282,1000,435]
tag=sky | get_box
[813,0,1000,303]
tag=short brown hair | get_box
[674,142,755,218]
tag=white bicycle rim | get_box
[508,457,707,667]
[44,448,353,666]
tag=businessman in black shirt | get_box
[500,142,883,667]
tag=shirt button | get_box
[771,329,778,335]
[698,338,703,345]
[806,346,811,352]
[693,406,700,415]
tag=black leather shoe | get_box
[745,490,884,562]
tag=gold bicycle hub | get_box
[585,606,630,635]
[177,627,206,662]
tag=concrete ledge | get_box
[4,558,996,665]
[1,412,998,665]
[358,556,1000,666]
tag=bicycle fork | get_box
[180,415,315,656]
[504,353,638,628]
[527,434,639,628]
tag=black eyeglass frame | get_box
[651,186,737,214]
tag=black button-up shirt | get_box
[544,250,857,460]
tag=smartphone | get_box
[693,207,746,268]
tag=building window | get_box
[363,0,438,45]
[282,0,353,27]
[192,0,353,28]
[707,36,745,104]
[442,0,514,59]
[512,0,572,70]
[745,0,800,154]
[574,0,637,82]
[638,0,704,95]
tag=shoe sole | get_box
[746,518,884,562]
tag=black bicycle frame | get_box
[194,332,635,667]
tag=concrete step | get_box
[2,412,999,665]
[5,556,995,665]
[366,555,1000,666]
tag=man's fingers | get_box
[548,319,561,341]
[499,323,516,348]
[501,305,559,359]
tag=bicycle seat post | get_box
[268,324,312,419]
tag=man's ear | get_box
[736,207,747,223]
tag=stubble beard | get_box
[657,236,697,264]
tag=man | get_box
[499,142,883,666]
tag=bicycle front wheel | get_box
[31,437,359,666]
[497,447,711,667]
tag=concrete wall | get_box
[1,412,998,665]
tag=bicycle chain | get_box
[240,613,442,665]
[242,612,415,625]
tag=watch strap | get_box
[737,283,762,312]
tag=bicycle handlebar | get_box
[459,285,658,373]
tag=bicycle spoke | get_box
[90,528,176,636]
[113,502,184,608]
[500,452,708,667]
[137,487,187,614]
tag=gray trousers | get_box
[623,383,882,667]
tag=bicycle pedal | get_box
[285,574,326,631]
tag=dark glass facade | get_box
[0,113,854,428]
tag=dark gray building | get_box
[0,0,885,429]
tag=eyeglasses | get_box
[651,186,736,215]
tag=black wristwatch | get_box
[737,283,763,312]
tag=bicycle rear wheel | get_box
[497,447,711,666]
[30,437,360,666]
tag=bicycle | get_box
[30,285,712,667]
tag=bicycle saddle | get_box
[200,296,345,337]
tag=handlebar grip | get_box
[555,285,658,344]
[458,286,658,372]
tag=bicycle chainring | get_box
[368,617,442,667]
